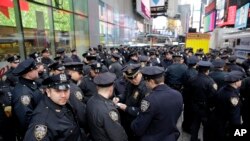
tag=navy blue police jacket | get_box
[131,84,183,141]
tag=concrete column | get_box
[88,0,100,48]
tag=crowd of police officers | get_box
[0,44,249,141]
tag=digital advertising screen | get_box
[235,3,249,28]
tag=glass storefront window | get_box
[53,9,74,53]
[0,1,19,61]
[20,2,53,56]
[52,0,71,11]
[73,0,88,16]
[99,21,107,45]
[74,14,89,56]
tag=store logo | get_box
[153,0,160,5]
[234,129,247,136]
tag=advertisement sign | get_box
[150,0,165,7]
[204,11,216,32]
[136,0,151,19]
[216,0,225,25]
[235,3,249,28]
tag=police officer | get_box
[181,56,199,133]
[64,62,85,102]
[71,49,81,62]
[0,81,16,141]
[189,61,217,141]
[86,72,128,141]
[209,59,228,89]
[12,58,43,139]
[165,53,188,91]
[127,51,139,65]
[240,75,250,136]
[48,61,65,76]
[56,48,73,63]
[131,66,183,141]
[41,48,53,66]
[113,64,150,141]
[226,55,245,74]
[139,55,150,67]
[23,73,85,141]
[242,53,250,76]
[79,61,102,103]
[161,51,173,69]
[4,55,20,88]
[212,71,243,141]
[109,53,123,78]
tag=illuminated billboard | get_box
[204,11,216,32]
[235,3,249,28]
[136,0,151,20]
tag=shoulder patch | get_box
[109,110,119,121]
[34,124,47,141]
[213,83,218,90]
[74,91,83,101]
[141,100,150,112]
[21,95,31,106]
[230,97,239,106]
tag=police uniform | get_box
[209,59,228,89]
[242,53,250,76]
[23,73,85,141]
[189,61,217,141]
[4,55,20,88]
[118,64,150,141]
[0,81,16,141]
[131,66,183,141]
[181,56,198,133]
[212,71,243,141]
[240,76,250,134]
[109,53,123,78]
[71,49,81,62]
[127,51,139,65]
[11,58,44,138]
[48,61,65,75]
[78,62,102,103]
[165,53,188,91]
[86,72,128,141]
[41,48,53,66]
[56,48,73,63]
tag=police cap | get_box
[228,55,237,62]
[123,64,141,79]
[54,56,61,62]
[139,55,149,62]
[56,48,65,54]
[71,49,76,53]
[129,51,138,57]
[93,72,116,87]
[13,58,37,76]
[111,53,121,60]
[141,66,164,80]
[89,61,102,73]
[173,52,183,58]
[197,60,212,68]
[64,62,83,72]
[7,55,20,63]
[29,51,41,62]
[212,59,225,68]
[187,56,199,65]
[224,71,243,83]
[85,53,97,61]
[42,73,70,90]
[48,62,65,71]
[41,48,49,54]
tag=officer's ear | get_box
[45,88,51,97]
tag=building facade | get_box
[0,0,149,65]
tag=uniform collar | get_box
[44,95,71,117]
[19,77,38,90]
[153,84,169,91]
